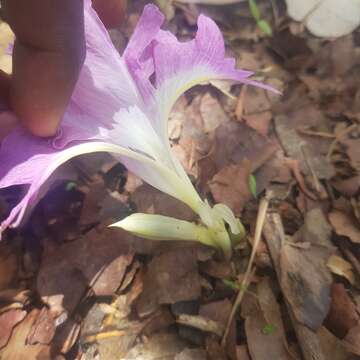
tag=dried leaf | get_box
[136,249,201,317]
[280,242,332,330]
[343,323,360,355]
[325,283,359,339]
[123,333,186,360]
[37,226,133,315]
[0,310,50,360]
[175,348,207,360]
[317,326,350,360]
[0,243,18,291]
[209,162,252,214]
[27,307,55,345]
[200,93,229,133]
[245,310,292,360]
[0,309,26,349]
[199,121,278,184]
[327,255,355,285]
[329,210,360,244]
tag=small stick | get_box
[263,213,326,360]
[221,191,272,346]
[176,314,225,337]
[296,127,335,139]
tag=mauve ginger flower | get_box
[0,1,278,257]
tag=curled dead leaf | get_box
[329,210,360,244]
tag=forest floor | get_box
[0,1,360,359]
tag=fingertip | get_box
[21,117,59,138]
[92,0,127,28]
[11,96,60,137]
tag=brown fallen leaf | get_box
[244,277,293,360]
[275,105,335,180]
[243,111,273,137]
[199,299,236,359]
[123,333,186,360]
[0,310,50,360]
[209,161,252,215]
[131,184,196,222]
[332,176,360,197]
[236,345,251,360]
[37,226,133,315]
[199,259,233,279]
[257,278,288,343]
[317,326,351,360]
[0,309,26,349]
[78,180,107,225]
[175,348,207,360]
[136,249,201,317]
[0,243,18,291]
[254,148,292,195]
[200,93,230,133]
[198,121,278,186]
[27,307,55,345]
[52,319,80,355]
[293,208,333,248]
[245,310,292,360]
[343,323,360,356]
[340,138,360,174]
[327,255,355,285]
[329,210,360,244]
[243,87,272,115]
[325,283,359,339]
[280,242,333,330]
[142,307,175,337]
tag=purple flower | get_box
[0,1,277,253]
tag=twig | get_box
[263,213,326,360]
[296,127,335,139]
[176,314,225,337]
[221,191,272,347]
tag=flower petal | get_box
[152,15,279,139]
[123,10,279,139]
[0,1,144,234]
[0,133,202,236]
[52,0,141,148]
[122,7,279,188]
[123,4,164,102]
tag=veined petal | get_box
[77,0,141,115]
[152,16,279,141]
[52,0,142,148]
[122,7,279,188]
[110,213,215,247]
[123,9,279,140]
[123,4,164,102]
[0,126,201,236]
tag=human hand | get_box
[0,0,126,141]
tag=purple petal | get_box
[0,1,137,234]
[0,3,279,237]
[123,4,164,102]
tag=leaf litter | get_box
[1,0,360,359]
